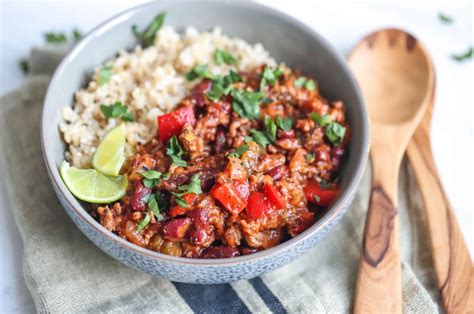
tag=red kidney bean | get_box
[277,129,295,139]
[188,227,214,247]
[331,146,345,158]
[202,246,240,258]
[190,79,213,109]
[265,165,289,181]
[162,218,192,241]
[130,181,152,212]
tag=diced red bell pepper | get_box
[157,106,196,143]
[263,183,286,209]
[169,193,196,217]
[233,180,249,201]
[303,180,340,207]
[246,192,274,219]
[210,182,246,215]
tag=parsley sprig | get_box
[166,136,187,167]
[141,170,162,188]
[228,144,249,158]
[136,193,165,232]
[172,174,202,207]
[100,101,134,122]
[275,115,293,132]
[132,12,166,47]
[231,89,265,120]
[310,112,331,127]
[294,76,316,91]
[260,66,284,90]
[325,122,346,145]
[214,49,237,65]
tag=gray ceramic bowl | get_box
[41,0,369,284]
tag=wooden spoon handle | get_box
[407,128,473,312]
[354,156,402,313]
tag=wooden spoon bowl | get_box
[349,29,435,313]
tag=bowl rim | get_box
[41,0,370,266]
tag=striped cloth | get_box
[0,47,440,313]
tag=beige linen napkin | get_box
[0,47,440,313]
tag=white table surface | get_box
[1,1,472,312]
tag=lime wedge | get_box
[60,161,128,203]
[92,124,126,176]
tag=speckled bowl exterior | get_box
[41,0,369,284]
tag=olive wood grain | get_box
[407,94,473,313]
[349,29,434,313]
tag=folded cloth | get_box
[0,47,441,313]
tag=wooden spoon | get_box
[348,29,434,313]
[406,81,473,312]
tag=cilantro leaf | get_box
[228,144,249,158]
[294,76,316,91]
[313,195,321,203]
[147,194,164,221]
[98,66,112,85]
[231,89,264,120]
[260,66,284,90]
[223,70,242,86]
[214,49,237,65]
[438,12,453,24]
[166,136,187,167]
[132,12,166,47]
[185,64,215,81]
[294,77,307,88]
[275,115,293,132]
[306,153,315,162]
[100,101,134,122]
[304,79,316,91]
[452,47,473,62]
[172,174,202,208]
[141,170,162,188]
[310,112,331,127]
[249,129,271,147]
[264,116,277,142]
[206,81,226,101]
[174,195,188,208]
[136,212,151,232]
[44,32,67,43]
[325,122,346,145]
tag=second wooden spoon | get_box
[349,29,434,313]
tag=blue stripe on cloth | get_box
[249,277,287,314]
[173,283,251,314]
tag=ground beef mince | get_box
[95,64,349,258]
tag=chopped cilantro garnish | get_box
[44,32,67,43]
[306,153,315,162]
[452,47,473,62]
[172,174,202,207]
[223,70,242,85]
[19,58,29,74]
[185,64,215,81]
[228,144,249,158]
[206,81,226,101]
[310,112,331,127]
[313,195,321,203]
[141,170,162,188]
[438,13,453,24]
[275,115,293,132]
[249,129,271,147]
[136,212,151,232]
[260,66,284,90]
[231,89,264,120]
[214,49,237,65]
[325,122,346,145]
[294,76,316,91]
[166,136,188,167]
[146,193,164,221]
[100,101,134,122]
[264,116,277,142]
[132,12,166,46]
[98,66,113,85]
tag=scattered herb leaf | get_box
[174,196,188,208]
[185,64,215,81]
[147,194,164,221]
[313,195,321,203]
[214,49,237,65]
[249,129,271,147]
[142,170,162,188]
[304,79,316,91]
[172,174,202,207]
[228,144,249,158]
[136,212,151,232]
[44,32,67,43]
[19,58,29,74]
[206,81,226,101]
[325,122,346,145]
[264,116,277,142]
[438,13,453,24]
[231,89,264,120]
[294,76,316,91]
[100,101,134,122]
[162,172,171,180]
[310,112,331,127]
[98,66,113,85]
[132,12,166,46]
[275,115,293,132]
[166,136,188,167]
[260,66,284,90]
[452,47,473,62]
[262,97,273,104]
[223,70,242,85]
[306,153,315,162]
